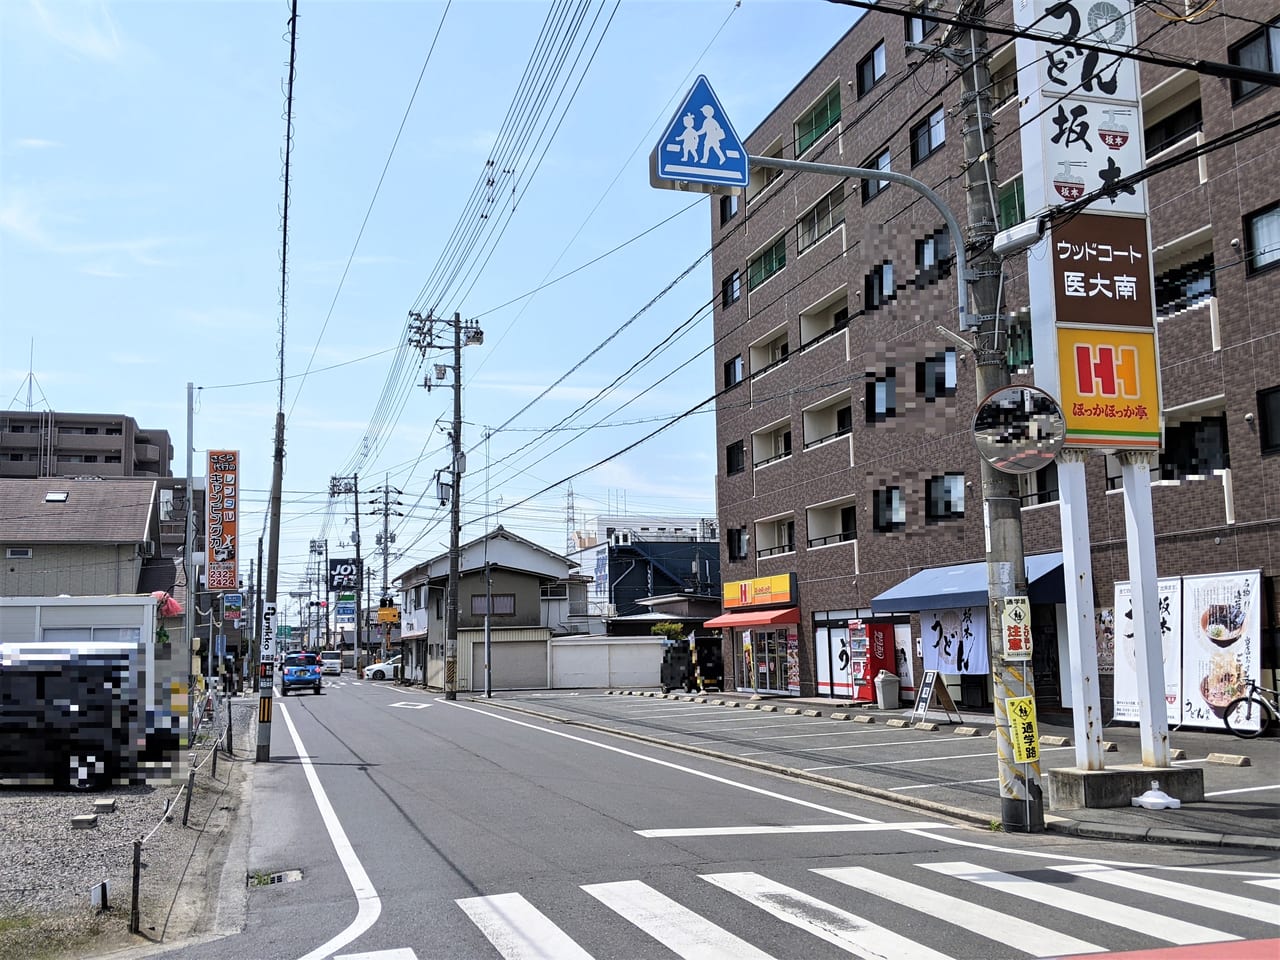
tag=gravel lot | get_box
[0,694,257,960]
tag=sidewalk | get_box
[485,688,1280,851]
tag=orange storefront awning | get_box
[703,607,800,629]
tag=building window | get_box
[727,526,749,562]
[757,517,796,557]
[910,106,946,164]
[873,487,906,532]
[719,194,740,225]
[797,183,846,253]
[1259,387,1280,454]
[866,368,898,423]
[990,58,1018,109]
[1019,460,1060,506]
[721,270,742,307]
[796,85,841,154]
[723,354,744,389]
[917,349,957,401]
[998,176,1025,230]
[753,425,792,467]
[857,42,887,97]
[1155,253,1215,317]
[1160,414,1229,481]
[1228,19,1279,102]
[862,148,891,203]
[914,227,951,286]
[1145,99,1202,157]
[726,440,745,475]
[925,473,966,522]
[1245,202,1280,275]
[905,13,939,43]
[105,455,122,463]
[6,547,33,559]
[865,261,895,309]
[748,234,787,289]
[472,593,515,616]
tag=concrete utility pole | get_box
[954,0,1044,832]
[408,310,484,700]
[747,14,1042,828]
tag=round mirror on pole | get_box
[972,385,1066,475]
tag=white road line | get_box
[451,701,1280,880]
[335,950,418,960]
[1248,879,1280,890]
[1050,863,1280,925]
[1204,783,1280,797]
[806,746,1075,771]
[582,880,773,960]
[921,861,1237,945]
[636,821,952,838]
[892,778,1000,792]
[450,702,882,822]
[815,865,1103,957]
[702,872,952,960]
[736,733,983,753]
[278,703,382,960]
[456,892,594,960]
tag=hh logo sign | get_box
[1074,342,1139,398]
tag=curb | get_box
[471,695,1279,851]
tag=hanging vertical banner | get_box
[1180,570,1262,729]
[1113,577,1183,724]
[920,607,990,675]
[206,450,239,590]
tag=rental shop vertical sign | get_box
[206,450,239,591]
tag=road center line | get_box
[636,821,955,837]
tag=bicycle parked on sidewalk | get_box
[1223,678,1280,738]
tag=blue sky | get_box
[1,0,859,594]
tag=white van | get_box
[319,650,343,675]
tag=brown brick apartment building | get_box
[708,2,1278,716]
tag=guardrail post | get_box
[226,705,234,756]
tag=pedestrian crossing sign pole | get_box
[650,75,748,195]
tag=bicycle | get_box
[1223,679,1280,739]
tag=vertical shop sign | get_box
[205,450,239,590]
[1180,571,1261,728]
[1112,578,1183,724]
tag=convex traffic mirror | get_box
[972,385,1066,475]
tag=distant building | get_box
[0,410,174,478]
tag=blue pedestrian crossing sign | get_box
[650,75,748,195]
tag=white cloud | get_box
[30,0,124,62]
[0,187,171,267]
[16,138,60,149]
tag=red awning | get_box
[703,607,800,629]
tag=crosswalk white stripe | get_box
[582,879,774,960]
[1050,863,1280,926]
[703,871,954,960]
[456,892,594,960]
[921,861,1239,946]
[814,865,1104,957]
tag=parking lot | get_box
[483,689,1280,843]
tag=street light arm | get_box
[748,156,973,329]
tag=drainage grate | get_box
[247,869,303,888]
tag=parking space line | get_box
[892,778,1000,792]
[805,746,1074,772]
[1204,784,1280,797]
[735,735,975,756]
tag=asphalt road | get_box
[140,680,1280,960]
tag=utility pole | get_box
[409,310,484,700]
[954,0,1043,831]
[370,478,403,661]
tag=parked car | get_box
[280,652,323,696]
[362,656,400,680]
[319,651,343,675]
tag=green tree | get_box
[650,621,685,644]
